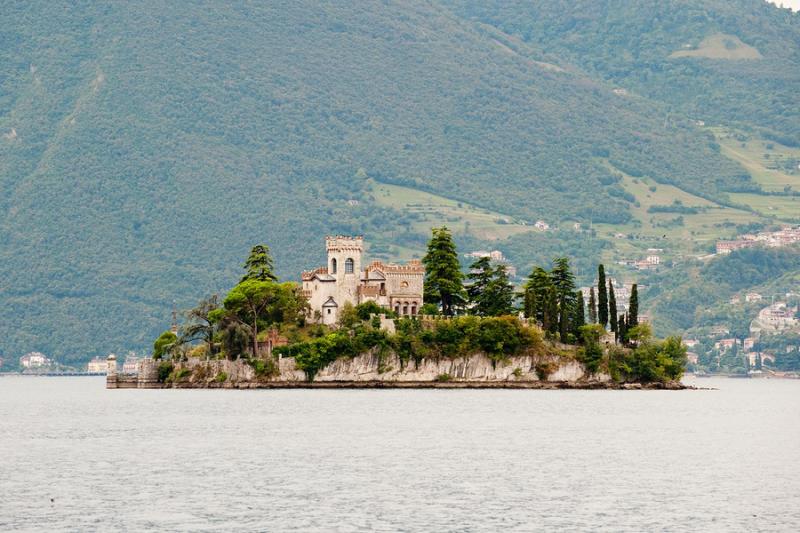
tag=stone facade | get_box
[301,236,424,325]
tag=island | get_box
[108,229,688,390]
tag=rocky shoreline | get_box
[106,352,689,390]
[164,380,688,390]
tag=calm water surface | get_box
[0,376,798,531]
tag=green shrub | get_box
[512,367,523,379]
[157,362,174,382]
[170,367,191,382]
[248,357,279,379]
[214,371,228,383]
[435,373,453,382]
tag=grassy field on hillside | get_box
[370,181,536,241]
[712,127,800,193]
[593,162,762,262]
[669,33,762,60]
[727,193,800,220]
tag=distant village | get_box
[715,225,800,255]
[682,292,800,376]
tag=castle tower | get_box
[326,235,363,306]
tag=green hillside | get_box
[441,0,800,146]
[0,1,794,364]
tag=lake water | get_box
[0,376,798,532]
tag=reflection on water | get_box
[0,376,798,531]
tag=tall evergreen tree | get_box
[487,265,516,317]
[608,279,618,336]
[597,264,608,328]
[588,286,597,324]
[572,290,586,340]
[522,266,553,324]
[628,284,639,329]
[558,291,570,341]
[543,286,559,335]
[466,258,515,316]
[551,257,576,341]
[618,313,627,344]
[242,244,278,282]
[421,227,465,316]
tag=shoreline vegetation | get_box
[121,228,688,390]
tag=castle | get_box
[301,236,424,325]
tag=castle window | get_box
[345,258,354,274]
[331,258,337,274]
[401,281,409,288]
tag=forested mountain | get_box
[442,0,800,146]
[0,1,797,362]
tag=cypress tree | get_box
[572,290,586,340]
[618,313,627,344]
[543,286,559,335]
[608,279,618,335]
[421,227,465,316]
[628,284,639,329]
[558,291,570,341]
[597,264,608,328]
[588,286,597,324]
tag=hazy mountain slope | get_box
[442,0,800,146]
[0,1,752,361]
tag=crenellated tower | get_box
[326,235,363,306]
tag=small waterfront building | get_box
[19,352,51,369]
[87,357,107,374]
[301,236,424,325]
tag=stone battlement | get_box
[325,235,364,252]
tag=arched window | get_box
[331,258,337,274]
[345,258,354,274]
[401,280,409,288]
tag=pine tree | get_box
[597,264,608,328]
[551,257,576,342]
[608,279,618,336]
[522,266,552,324]
[628,284,639,329]
[242,244,278,282]
[487,265,516,316]
[421,227,465,316]
[466,258,515,316]
[467,257,493,315]
[588,286,597,324]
